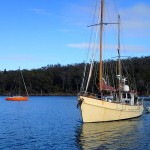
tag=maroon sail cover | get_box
[102,82,116,92]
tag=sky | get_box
[0,0,149,71]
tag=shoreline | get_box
[3,93,77,96]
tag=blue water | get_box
[0,96,150,150]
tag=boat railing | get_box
[79,91,101,99]
[79,91,143,106]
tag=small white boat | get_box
[146,107,150,113]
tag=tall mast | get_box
[118,15,121,100]
[99,0,104,95]
[19,67,20,96]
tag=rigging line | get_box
[119,16,128,58]
[92,62,96,92]
[123,58,136,91]
[105,0,118,45]
[129,58,137,91]
[92,60,99,92]
[121,59,131,87]
[115,60,118,88]
[103,31,112,86]
[103,26,106,63]
[9,71,18,96]
[19,67,20,96]
[103,27,111,85]
[109,61,112,86]
[113,0,119,14]
[94,62,99,89]
[80,0,99,92]
[91,44,99,92]
[12,80,19,96]
[20,70,29,96]
[92,50,99,92]
[107,64,110,85]
[108,60,114,88]
[112,61,116,88]
[105,61,109,85]
[85,45,97,92]
[108,60,115,87]
[80,63,86,92]
[121,59,132,90]
[103,15,117,76]
[85,10,100,93]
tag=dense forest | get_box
[0,56,149,96]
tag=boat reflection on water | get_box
[75,118,143,150]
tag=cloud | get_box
[66,42,148,53]
[67,43,88,49]
[0,55,32,61]
[30,8,53,16]
[59,29,75,33]
[61,2,98,27]
[67,42,119,50]
[119,3,150,37]
[63,1,150,40]
[121,45,149,53]
[66,43,101,50]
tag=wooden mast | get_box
[118,15,121,100]
[100,0,104,95]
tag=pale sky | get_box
[0,0,149,70]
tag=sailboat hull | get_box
[79,96,143,123]
[6,96,28,101]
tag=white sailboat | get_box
[78,0,143,123]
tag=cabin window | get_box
[127,94,131,99]
[122,93,126,98]
[125,100,129,104]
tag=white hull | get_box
[79,96,143,123]
[146,107,150,113]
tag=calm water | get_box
[0,96,150,150]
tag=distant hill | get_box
[0,56,150,96]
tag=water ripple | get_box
[0,96,150,150]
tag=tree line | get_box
[0,56,149,96]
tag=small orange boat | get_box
[5,67,29,101]
[6,96,28,101]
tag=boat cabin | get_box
[120,92,134,105]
